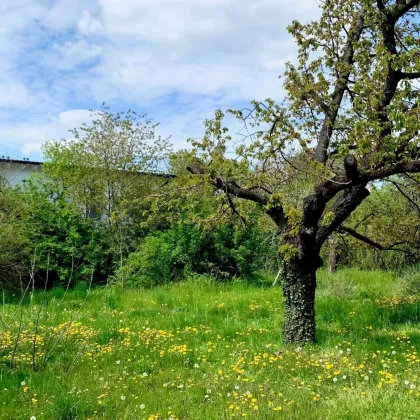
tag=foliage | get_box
[118,221,278,288]
[0,182,30,288]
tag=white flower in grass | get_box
[342,375,347,380]
[405,380,410,385]
[30,417,36,420]
[140,404,145,409]
[207,389,212,394]
[116,360,121,365]
[234,385,240,390]
[333,378,338,382]
[410,384,416,390]
[21,381,26,386]
[194,363,199,368]
[364,376,369,381]
[143,372,148,377]
[392,351,396,355]
[121,395,126,401]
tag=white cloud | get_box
[0,0,320,159]
[78,9,103,35]
[0,109,94,157]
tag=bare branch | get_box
[337,226,410,253]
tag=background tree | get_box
[186,0,420,344]
[42,105,172,284]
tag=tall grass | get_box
[1,269,420,419]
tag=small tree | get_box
[186,0,420,344]
[42,105,171,282]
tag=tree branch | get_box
[337,226,410,253]
[316,183,370,246]
[187,162,287,227]
[400,71,420,80]
[365,160,420,180]
[314,7,365,164]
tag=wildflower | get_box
[140,404,146,409]
[30,417,36,420]
[116,360,121,365]
[392,351,396,355]
[21,381,26,386]
[234,385,240,390]
[163,383,168,387]
[364,376,369,381]
[207,389,212,394]
[121,395,126,401]
[143,372,148,377]
[333,378,338,382]
[342,375,347,380]
[194,364,199,368]
[227,393,231,397]
[410,384,416,390]
[405,380,410,385]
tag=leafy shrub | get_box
[118,222,277,288]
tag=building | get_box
[0,158,42,187]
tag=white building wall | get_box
[0,161,41,187]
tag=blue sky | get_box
[0,0,318,161]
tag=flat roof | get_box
[0,158,42,165]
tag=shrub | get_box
[118,221,278,288]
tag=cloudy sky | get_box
[1,0,319,161]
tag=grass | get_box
[1,268,420,419]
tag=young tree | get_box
[186,0,420,344]
[42,105,171,284]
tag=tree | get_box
[42,105,172,284]
[186,0,420,344]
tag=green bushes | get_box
[118,222,277,288]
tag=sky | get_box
[0,0,319,161]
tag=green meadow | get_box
[1,269,420,419]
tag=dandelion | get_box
[21,381,26,386]
[140,404,146,409]
[116,360,121,365]
[30,417,36,420]
[234,385,240,390]
[405,380,410,385]
[392,351,396,355]
[342,375,347,380]
[410,384,416,390]
[163,383,168,387]
[121,395,126,401]
[333,378,338,382]
[364,376,369,381]
[227,393,231,397]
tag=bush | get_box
[118,222,278,288]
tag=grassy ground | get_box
[1,268,420,419]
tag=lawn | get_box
[1,269,420,419]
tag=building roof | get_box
[0,158,42,165]
[0,158,174,178]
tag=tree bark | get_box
[281,258,316,344]
[328,235,338,273]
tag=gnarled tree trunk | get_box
[281,258,317,344]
